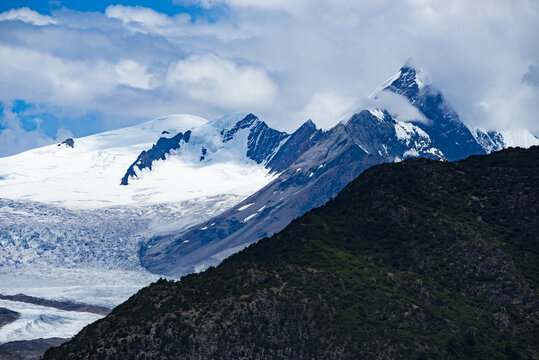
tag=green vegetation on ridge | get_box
[44,147,539,359]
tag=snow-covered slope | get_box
[470,127,539,153]
[120,113,287,186]
[0,113,277,208]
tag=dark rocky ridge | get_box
[245,119,288,165]
[44,146,539,359]
[120,131,191,185]
[266,119,322,173]
[222,113,258,142]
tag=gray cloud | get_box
[0,0,537,156]
[522,64,539,87]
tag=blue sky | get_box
[0,0,225,19]
[0,0,538,157]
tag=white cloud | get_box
[166,54,277,110]
[194,0,306,12]
[116,59,155,90]
[0,46,158,110]
[366,91,430,124]
[105,5,190,35]
[0,7,57,26]
[104,4,244,40]
[298,92,355,129]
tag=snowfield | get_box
[0,114,274,208]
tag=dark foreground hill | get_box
[44,147,539,360]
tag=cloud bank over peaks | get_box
[0,0,538,156]
[166,54,278,110]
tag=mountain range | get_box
[43,146,539,359]
[139,65,539,276]
[0,63,538,349]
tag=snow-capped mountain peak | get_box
[120,113,289,185]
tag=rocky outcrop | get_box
[120,131,191,185]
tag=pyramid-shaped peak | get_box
[239,113,259,126]
[370,61,428,99]
[301,119,317,129]
[390,63,429,91]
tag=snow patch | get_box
[242,213,256,222]
[237,203,254,211]
[403,148,419,157]
[498,129,539,148]
[368,108,385,121]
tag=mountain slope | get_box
[44,146,539,359]
[119,113,289,186]
[140,106,463,276]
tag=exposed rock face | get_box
[222,113,258,142]
[120,131,191,185]
[58,138,74,148]
[383,66,486,160]
[266,119,322,173]
[245,120,288,165]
